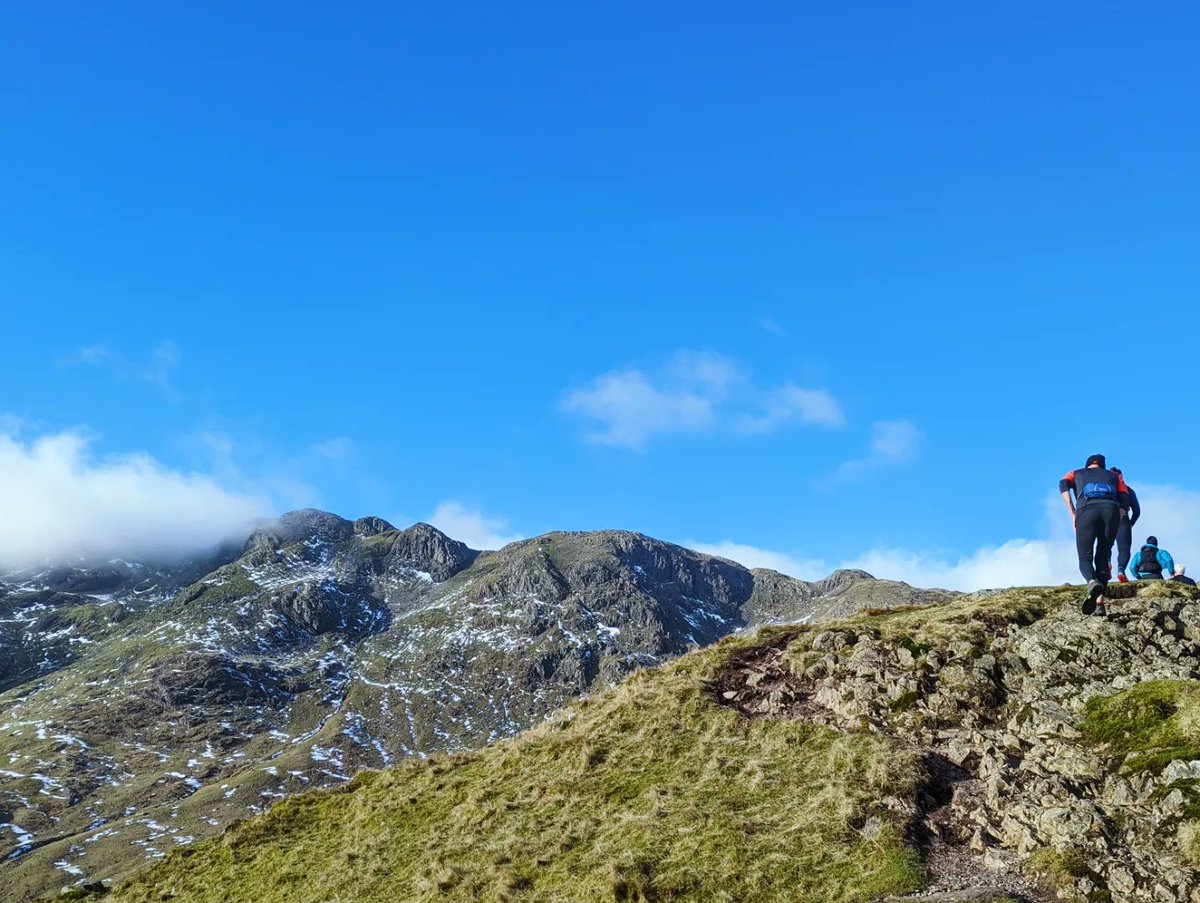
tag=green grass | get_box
[178,567,261,610]
[1178,820,1200,867]
[1080,679,1200,774]
[354,532,400,556]
[105,642,926,903]
[1024,848,1096,901]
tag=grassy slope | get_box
[103,632,926,903]
[1080,679,1200,774]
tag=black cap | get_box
[1147,536,1158,546]
[1086,453,1106,468]
[1110,467,1122,475]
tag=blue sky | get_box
[3,2,1199,588]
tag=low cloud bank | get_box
[0,429,269,568]
[696,486,1200,592]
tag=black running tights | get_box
[1077,504,1120,584]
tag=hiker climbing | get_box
[1060,453,1130,615]
[1129,535,1175,581]
[1109,467,1140,583]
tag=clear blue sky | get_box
[3,2,1198,587]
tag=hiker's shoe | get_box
[1082,580,1102,615]
[1117,573,1129,584]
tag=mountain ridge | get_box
[81,580,1200,903]
[0,510,955,901]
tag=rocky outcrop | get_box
[269,581,390,637]
[148,654,293,708]
[718,581,1200,902]
[384,522,478,581]
[246,508,357,548]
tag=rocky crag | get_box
[0,510,946,901]
[79,580,1200,903]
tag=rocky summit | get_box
[54,580,1200,903]
[0,511,944,901]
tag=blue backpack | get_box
[1082,481,1116,501]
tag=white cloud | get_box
[666,351,742,394]
[691,486,1200,593]
[688,534,1073,592]
[561,352,843,451]
[870,420,923,461]
[831,419,923,482]
[189,430,321,512]
[560,369,715,450]
[735,384,845,434]
[0,428,269,567]
[843,540,1073,592]
[687,540,826,580]
[428,501,524,550]
[759,317,784,335]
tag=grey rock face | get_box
[385,522,478,581]
[353,516,396,537]
[248,508,356,547]
[740,581,1200,903]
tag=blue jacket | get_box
[1130,544,1175,579]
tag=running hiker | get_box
[1130,536,1175,581]
[1060,453,1130,615]
[1109,467,1141,582]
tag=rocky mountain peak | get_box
[387,522,478,581]
[815,567,877,591]
[353,516,397,537]
[247,508,356,548]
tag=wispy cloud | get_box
[428,501,524,550]
[62,341,183,397]
[312,437,355,461]
[190,429,321,512]
[759,317,784,335]
[830,419,923,483]
[734,384,845,435]
[561,351,844,451]
[0,426,268,567]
